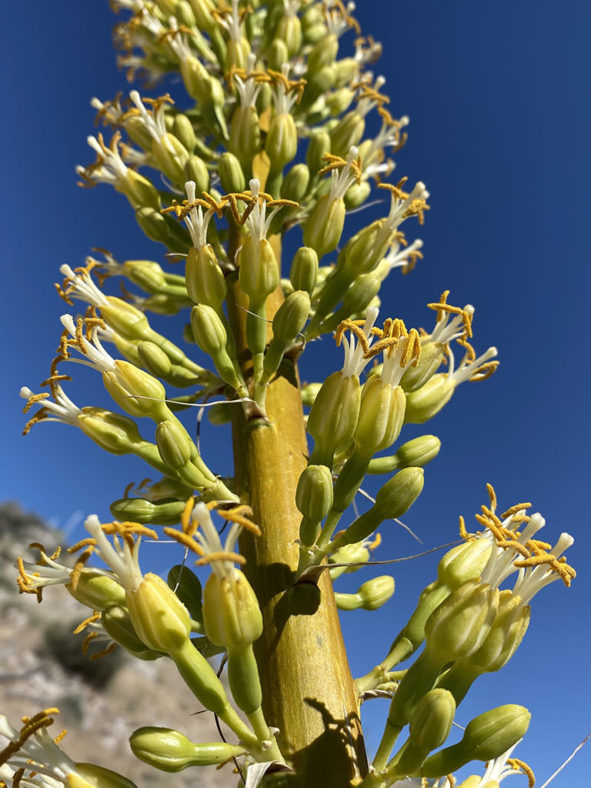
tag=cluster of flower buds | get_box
[356,485,574,787]
[16,1,575,786]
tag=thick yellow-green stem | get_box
[228,236,367,786]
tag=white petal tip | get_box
[20,387,33,399]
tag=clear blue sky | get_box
[1,1,589,784]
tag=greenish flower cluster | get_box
[9,1,576,787]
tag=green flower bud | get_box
[341,468,425,545]
[344,180,372,210]
[184,154,210,194]
[135,207,177,247]
[330,111,366,158]
[368,435,441,475]
[353,378,405,457]
[267,38,290,71]
[69,763,137,788]
[130,727,245,772]
[120,259,182,294]
[334,58,360,87]
[186,246,227,309]
[229,104,261,172]
[176,1,196,27]
[237,235,280,302]
[303,193,346,258]
[66,570,126,611]
[308,33,339,73]
[218,151,246,193]
[168,564,203,625]
[301,381,322,406]
[290,247,318,293]
[307,130,331,174]
[358,575,395,610]
[188,0,216,33]
[296,464,334,546]
[103,361,167,420]
[190,305,244,391]
[330,541,371,576]
[421,705,531,777]
[120,169,161,211]
[409,689,456,754]
[202,571,263,650]
[277,12,302,56]
[333,273,382,328]
[401,342,445,392]
[266,112,298,172]
[137,341,173,378]
[172,113,196,153]
[404,373,455,424]
[271,290,311,344]
[425,580,499,663]
[307,370,361,466]
[227,36,251,70]
[100,296,150,340]
[127,573,191,655]
[78,408,144,455]
[180,54,214,103]
[466,592,530,674]
[101,604,161,660]
[437,538,493,589]
[281,163,310,202]
[327,87,356,117]
[338,218,391,277]
[110,496,186,526]
[152,133,189,184]
[155,419,195,469]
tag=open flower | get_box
[463,485,576,605]
[164,500,263,649]
[0,710,135,787]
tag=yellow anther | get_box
[379,177,409,201]
[506,757,535,787]
[401,328,421,367]
[486,482,498,513]
[163,527,205,557]
[82,632,99,654]
[73,612,101,635]
[500,502,533,519]
[405,198,429,225]
[334,319,371,354]
[123,481,135,499]
[90,642,118,660]
[470,360,499,382]
[218,507,261,536]
[513,554,576,586]
[357,83,390,107]
[54,281,74,305]
[196,551,247,567]
[367,532,382,550]
[70,548,94,591]
[181,496,196,533]
[21,392,50,414]
[54,728,68,745]
[458,515,474,541]
[318,152,362,183]
[496,539,531,559]
[102,520,159,541]
[67,537,98,554]
[157,24,195,45]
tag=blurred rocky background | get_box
[0,502,234,786]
